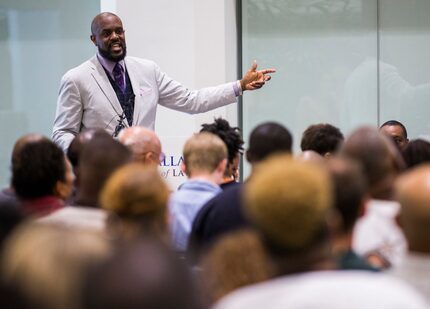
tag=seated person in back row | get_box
[169,132,227,252]
[200,118,244,189]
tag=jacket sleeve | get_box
[52,73,83,151]
[154,63,238,114]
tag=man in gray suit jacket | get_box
[52,12,275,151]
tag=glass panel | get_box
[0,1,100,187]
[379,0,430,139]
[241,0,377,177]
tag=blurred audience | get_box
[402,139,430,169]
[65,129,100,204]
[342,126,406,268]
[200,230,272,303]
[327,157,378,271]
[296,150,324,163]
[11,138,74,216]
[3,120,430,309]
[200,118,244,188]
[66,129,100,177]
[392,165,430,304]
[300,123,344,157]
[40,132,131,230]
[101,163,170,242]
[0,134,49,208]
[82,237,202,309]
[188,122,293,262]
[1,223,110,309]
[169,132,227,252]
[214,155,427,309]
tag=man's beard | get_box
[98,43,127,62]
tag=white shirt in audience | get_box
[389,251,430,305]
[38,206,107,231]
[213,270,427,309]
[352,199,407,266]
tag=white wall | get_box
[103,0,238,189]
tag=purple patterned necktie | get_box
[113,63,125,93]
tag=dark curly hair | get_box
[301,123,344,155]
[12,139,66,199]
[200,118,244,164]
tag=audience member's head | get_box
[182,132,227,182]
[82,238,202,309]
[244,155,332,275]
[118,126,164,165]
[380,120,409,151]
[201,230,271,303]
[200,118,244,181]
[0,134,50,209]
[76,133,131,207]
[401,139,430,169]
[246,122,292,164]
[395,165,430,253]
[66,129,102,174]
[11,138,74,201]
[11,134,49,170]
[326,157,367,235]
[341,126,405,200]
[300,123,344,157]
[100,163,170,241]
[2,223,110,309]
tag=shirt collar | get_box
[96,52,125,75]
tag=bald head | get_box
[118,127,163,165]
[342,126,404,199]
[396,164,430,252]
[91,12,120,35]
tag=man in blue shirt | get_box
[169,132,227,252]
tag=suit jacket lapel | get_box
[125,58,143,126]
[89,56,125,121]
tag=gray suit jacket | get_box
[52,55,238,150]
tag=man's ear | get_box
[90,35,96,45]
[145,152,159,165]
[246,150,253,163]
[218,158,228,174]
[180,161,189,176]
[54,180,68,200]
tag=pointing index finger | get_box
[260,68,276,74]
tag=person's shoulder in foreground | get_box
[213,270,428,309]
